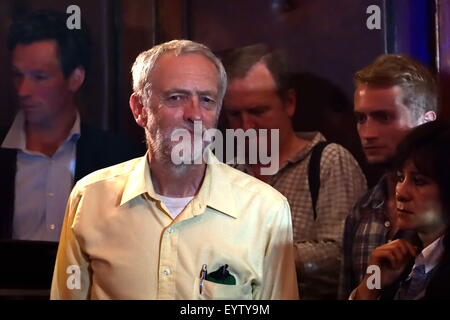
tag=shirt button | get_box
[163,268,171,275]
[167,227,174,233]
[384,221,391,228]
[48,192,55,197]
[50,224,56,230]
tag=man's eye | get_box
[226,110,240,117]
[250,109,264,116]
[33,74,49,81]
[247,107,268,116]
[374,113,392,123]
[169,95,184,101]
[354,113,366,124]
[201,96,214,103]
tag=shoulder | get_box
[316,141,363,176]
[215,161,288,207]
[299,132,360,168]
[74,156,141,192]
[320,142,358,164]
[319,142,365,179]
[215,162,291,229]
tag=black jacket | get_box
[0,124,145,239]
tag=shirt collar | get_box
[119,150,237,219]
[195,149,237,218]
[414,236,445,274]
[361,174,388,210]
[284,131,325,165]
[1,110,81,152]
[120,152,155,206]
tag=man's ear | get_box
[68,67,85,92]
[418,110,437,124]
[130,93,148,128]
[284,88,297,118]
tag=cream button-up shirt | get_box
[51,151,299,300]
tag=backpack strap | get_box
[308,141,330,221]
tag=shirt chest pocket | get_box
[194,278,253,300]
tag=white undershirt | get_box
[157,194,194,219]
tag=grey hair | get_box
[131,39,227,109]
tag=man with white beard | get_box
[50,40,299,300]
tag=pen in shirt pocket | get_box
[199,264,207,294]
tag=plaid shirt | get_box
[338,175,392,299]
[235,132,367,299]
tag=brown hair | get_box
[393,120,450,222]
[354,54,438,123]
[222,43,291,101]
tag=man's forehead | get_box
[355,83,404,98]
[12,40,61,70]
[151,52,220,93]
[155,51,216,70]
[354,104,400,114]
[354,85,407,110]
[153,52,216,75]
[228,61,275,91]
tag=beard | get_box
[146,121,210,168]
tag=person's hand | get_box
[354,239,417,300]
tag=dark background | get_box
[1,0,449,186]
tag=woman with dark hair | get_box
[354,120,450,300]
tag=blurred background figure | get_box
[222,43,367,299]
[0,10,144,242]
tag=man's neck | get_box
[149,154,207,197]
[249,130,307,182]
[25,108,77,157]
[419,229,445,249]
[279,131,308,165]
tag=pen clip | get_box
[199,264,207,294]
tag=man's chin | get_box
[366,155,389,165]
[165,148,206,166]
[22,109,43,122]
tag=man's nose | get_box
[359,119,379,141]
[16,77,33,98]
[184,97,202,122]
[241,113,255,131]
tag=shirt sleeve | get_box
[294,144,367,299]
[50,185,91,300]
[338,209,359,299]
[257,198,300,300]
